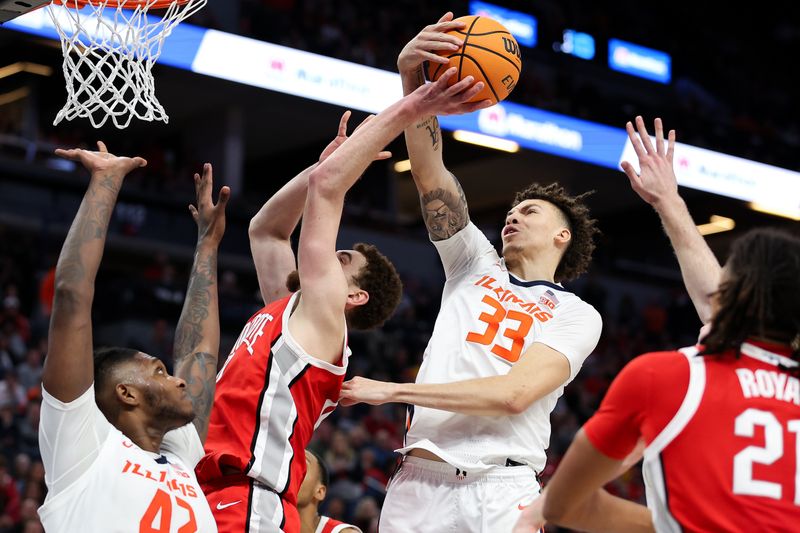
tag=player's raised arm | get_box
[621,116,721,324]
[173,164,229,443]
[249,111,391,304]
[292,69,484,359]
[42,142,146,403]
[398,13,492,240]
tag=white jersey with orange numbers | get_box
[38,386,216,533]
[399,222,602,474]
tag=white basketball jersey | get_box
[38,386,217,532]
[400,222,602,473]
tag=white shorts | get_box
[378,456,540,533]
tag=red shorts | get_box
[200,475,300,533]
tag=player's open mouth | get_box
[503,226,518,237]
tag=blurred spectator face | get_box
[23,521,45,533]
[353,496,379,523]
[20,498,38,521]
[348,424,368,448]
[14,453,31,479]
[324,496,346,519]
[330,431,350,455]
[28,461,44,483]
[25,349,41,368]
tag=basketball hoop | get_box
[46,0,207,128]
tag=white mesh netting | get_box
[46,0,207,129]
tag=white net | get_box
[46,0,207,129]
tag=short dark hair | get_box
[702,228,800,363]
[512,183,599,282]
[308,449,329,487]
[93,346,140,396]
[346,243,403,330]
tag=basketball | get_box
[426,15,522,105]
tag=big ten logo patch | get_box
[231,313,274,356]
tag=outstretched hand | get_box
[620,116,679,207]
[412,67,493,117]
[55,141,146,177]
[318,110,392,163]
[189,163,230,246]
[398,12,466,74]
[339,376,396,407]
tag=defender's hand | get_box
[318,110,392,163]
[620,116,680,208]
[55,141,146,178]
[411,67,493,117]
[189,163,230,246]
[339,376,397,407]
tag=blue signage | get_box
[608,38,671,84]
[469,0,537,47]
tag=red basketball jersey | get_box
[315,516,362,533]
[198,293,348,529]
[584,341,800,531]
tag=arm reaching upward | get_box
[398,13,493,240]
[249,111,391,304]
[42,142,147,402]
[173,163,229,443]
[621,116,722,324]
[291,69,486,361]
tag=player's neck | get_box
[505,255,557,284]
[116,414,167,453]
[297,504,319,533]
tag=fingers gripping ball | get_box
[427,15,522,105]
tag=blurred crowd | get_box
[0,221,701,532]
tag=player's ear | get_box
[116,383,140,407]
[554,227,571,248]
[314,482,327,503]
[347,288,369,307]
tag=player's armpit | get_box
[417,171,470,241]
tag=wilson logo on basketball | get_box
[501,37,521,59]
[427,15,522,105]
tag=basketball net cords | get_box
[46,0,206,128]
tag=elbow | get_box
[542,497,567,524]
[52,281,91,315]
[308,167,340,199]
[502,390,532,415]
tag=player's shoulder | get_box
[621,349,692,380]
[547,286,602,324]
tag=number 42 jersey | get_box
[37,386,216,533]
[400,222,602,474]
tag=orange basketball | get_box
[427,15,522,105]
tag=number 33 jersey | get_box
[38,386,216,533]
[401,222,602,473]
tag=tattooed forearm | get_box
[414,116,441,151]
[419,174,469,240]
[173,246,219,440]
[174,252,215,357]
[53,174,123,298]
[180,351,217,441]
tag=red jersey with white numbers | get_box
[197,292,348,531]
[584,341,800,532]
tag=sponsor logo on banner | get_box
[478,105,583,151]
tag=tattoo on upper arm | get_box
[420,174,469,241]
